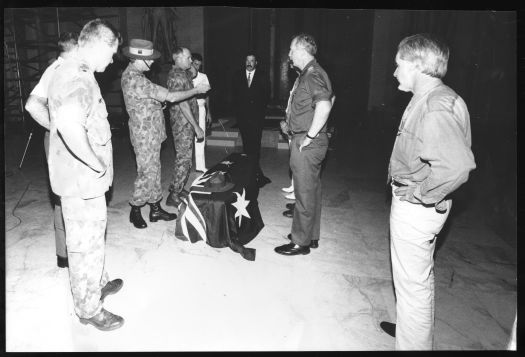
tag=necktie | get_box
[247,72,252,87]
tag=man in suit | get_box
[232,53,271,187]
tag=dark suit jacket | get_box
[232,68,270,122]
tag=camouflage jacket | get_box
[121,63,167,147]
[167,66,198,124]
[47,56,113,199]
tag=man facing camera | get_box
[232,52,271,187]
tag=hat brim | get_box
[122,46,161,60]
[191,182,235,193]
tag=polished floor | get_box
[4,128,516,351]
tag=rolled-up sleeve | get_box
[306,72,332,107]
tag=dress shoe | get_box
[281,185,294,193]
[149,201,177,222]
[380,321,396,337]
[282,209,293,218]
[79,308,124,331]
[166,191,183,208]
[130,205,147,229]
[285,203,295,210]
[275,242,310,256]
[285,192,296,200]
[286,233,318,249]
[257,175,272,188]
[100,278,123,301]
[57,255,69,268]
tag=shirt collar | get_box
[411,77,443,103]
[246,69,255,76]
[68,53,92,73]
[299,59,317,77]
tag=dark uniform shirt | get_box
[47,56,113,199]
[167,67,198,122]
[287,59,333,133]
[121,63,167,147]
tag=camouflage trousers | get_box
[130,139,163,206]
[169,118,194,194]
[45,131,67,258]
[61,195,110,319]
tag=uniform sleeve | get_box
[59,75,95,127]
[138,77,167,101]
[30,60,60,98]
[167,71,188,91]
[305,71,332,106]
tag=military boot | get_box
[130,205,147,229]
[149,200,177,222]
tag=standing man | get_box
[25,31,78,269]
[380,33,476,349]
[232,52,271,187]
[121,39,210,228]
[47,19,124,331]
[165,47,205,208]
[190,52,212,172]
[275,34,333,256]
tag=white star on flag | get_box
[221,160,234,166]
[231,188,251,226]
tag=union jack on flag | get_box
[174,193,207,243]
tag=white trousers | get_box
[194,104,207,171]
[390,186,451,350]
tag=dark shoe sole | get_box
[286,234,319,249]
[57,255,69,268]
[275,248,310,256]
[282,210,293,218]
[150,215,177,222]
[129,218,147,229]
[380,321,396,337]
[101,279,123,301]
[79,318,124,331]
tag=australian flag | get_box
[175,153,264,261]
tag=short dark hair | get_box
[78,18,120,48]
[192,52,203,62]
[246,52,257,61]
[58,32,78,54]
[293,33,317,56]
[173,46,186,57]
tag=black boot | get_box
[149,201,177,222]
[130,205,147,229]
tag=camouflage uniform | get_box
[47,56,113,319]
[121,63,168,206]
[167,67,199,194]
